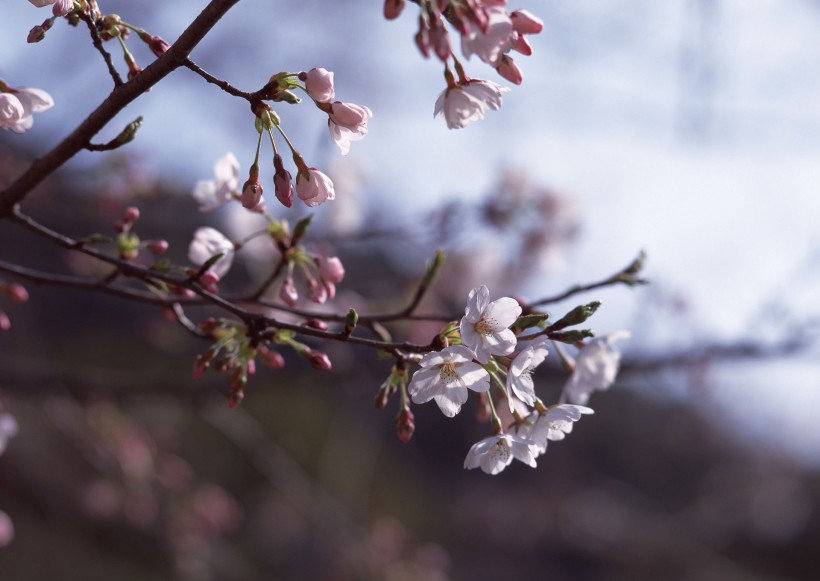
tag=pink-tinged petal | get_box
[483,327,517,356]
[213,152,240,185]
[305,67,335,103]
[433,384,467,417]
[510,9,544,35]
[14,87,54,113]
[0,94,24,130]
[459,319,479,350]
[465,285,490,320]
[418,350,448,368]
[485,296,522,327]
[461,7,514,66]
[407,367,443,402]
[458,362,490,392]
[446,344,477,363]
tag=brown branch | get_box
[0,0,241,217]
[183,58,254,100]
[79,12,124,86]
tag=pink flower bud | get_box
[306,279,328,304]
[305,318,329,331]
[192,353,211,378]
[273,159,293,208]
[415,26,431,58]
[383,0,404,20]
[324,282,336,301]
[123,206,140,223]
[512,32,533,56]
[27,25,46,43]
[510,9,544,35]
[306,349,332,371]
[395,408,415,443]
[246,359,256,376]
[429,20,451,62]
[147,239,169,254]
[305,68,335,103]
[280,277,298,307]
[0,311,10,331]
[316,256,345,285]
[147,35,170,57]
[259,347,285,369]
[241,179,263,210]
[200,271,220,287]
[496,55,523,85]
[227,387,244,409]
[2,283,29,304]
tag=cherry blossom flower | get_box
[328,101,372,155]
[188,227,234,279]
[0,82,54,133]
[305,67,334,103]
[0,412,19,456]
[519,404,594,454]
[510,9,544,35]
[461,7,514,66]
[505,341,549,411]
[28,0,73,17]
[459,285,521,364]
[407,345,490,417]
[564,332,630,405]
[464,432,539,475]
[434,79,508,129]
[296,168,335,207]
[192,153,240,212]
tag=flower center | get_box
[474,318,495,337]
[491,439,511,463]
[439,362,459,383]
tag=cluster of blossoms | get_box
[384,0,543,129]
[405,285,628,475]
[0,79,53,133]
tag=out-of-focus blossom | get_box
[520,404,594,454]
[0,412,18,456]
[464,432,539,475]
[496,54,523,85]
[505,341,548,411]
[460,7,514,66]
[305,67,335,103]
[28,0,73,17]
[296,168,335,207]
[510,9,544,35]
[459,285,521,364]
[407,345,490,417]
[0,510,13,547]
[564,332,630,405]
[192,152,240,212]
[383,0,404,20]
[328,101,372,155]
[188,227,234,279]
[316,256,345,285]
[434,79,508,129]
[0,82,54,133]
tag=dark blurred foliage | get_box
[1,140,819,581]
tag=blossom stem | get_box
[485,391,503,435]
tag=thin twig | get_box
[79,12,124,86]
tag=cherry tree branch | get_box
[79,11,124,86]
[0,0,241,217]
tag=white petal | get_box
[459,363,490,392]
[486,297,522,328]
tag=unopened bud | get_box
[273,156,294,208]
[192,353,212,378]
[200,271,220,287]
[147,239,169,254]
[259,347,285,369]
[384,0,405,19]
[246,359,256,376]
[27,25,47,43]
[496,54,523,85]
[123,206,140,223]
[375,386,390,410]
[227,387,245,409]
[305,318,329,331]
[552,301,601,331]
[241,180,264,210]
[2,283,29,304]
[279,277,298,307]
[306,349,332,371]
[395,408,415,443]
[343,308,358,338]
[0,311,10,331]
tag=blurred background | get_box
[1,0,819,579]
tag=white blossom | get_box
[505,341,548,411]
[520,404,594,454]
[192,152,240,212]
[188,227,235,279]
[407,345,490,417]
[460,7,514,66]
[434,79,508,129]
[564,332,630,405]
[328,101,372,156]
[464,433,539,475]
[0,84,53,133]
[459,285,521,364]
